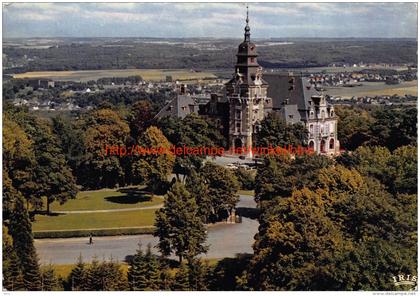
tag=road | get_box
[35,195,259,264]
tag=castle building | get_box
[156,8,339,156]
[225,8,271,154]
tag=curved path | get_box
[35,195,259,265]
[51,203,163,214]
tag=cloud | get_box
[3,3,417,38]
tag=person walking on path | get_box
[89,233,93,245]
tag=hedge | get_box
[34,227,155,239]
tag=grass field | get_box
[49,187,163,211]
[13,69,216,82]
[33,208,157,232]
[325,80,418,98]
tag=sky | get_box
[3,2,418,39]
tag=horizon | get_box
[3,3,418,39]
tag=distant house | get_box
[27,79,55,90]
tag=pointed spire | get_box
[244,5,250,42]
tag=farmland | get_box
[13,68,216,82]
[324,80,418,98]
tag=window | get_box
[289,115,293,119]
[236,122,241,132]
[329,138,335,150]
[236,110,241,120]
[331,110,334,117]
[321,110,325,119]
[250,58,255,63]
[309,124,313,133]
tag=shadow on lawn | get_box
[105,188,152,204]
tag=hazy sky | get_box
[3,2,418,38]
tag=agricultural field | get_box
[324,80,418,98]
[12,68,216,82]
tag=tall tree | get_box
[128,244,149,290]
[129,100,155,139]
[67,255,86,291]
[199,163,240,222]
[30,118,78,213]
[2,225,25,291]
[133,126,175,193]
[78,108,130,189]
[154,181,208,262]
[8,196,42,290]
[41,265,62,291]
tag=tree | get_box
[78,108,130,189]
[335,105,373,150]
[157,113,226,179]
[256,112,308,148]
[41,265,62,291]
[8,196,42,290]
[185,169,211,223]
[255,154,333,205]
[128,243,160,290]
[199,163,240,222]
[187,258,210,291]
[235,168,255,190]
[132,126,175,193]
[2,225,25,291]
[52,115,85,173]
[368,107,417,151]
[3,116,36,210]
[129,100,156,139]
[172,263,190,291]
[154,181,208,263]
[30,118,78,213]
[127,244,148,290]
[68,255,86,291]
[245,165,416,290]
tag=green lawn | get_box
[49,187,163,211]
[33,209,157,231]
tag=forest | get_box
[4,38,417,73]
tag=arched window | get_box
[329,138,335,150]
[308,141,315,152]
[330,110,334,117]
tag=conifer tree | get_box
[172,263,190,291]
[8,196,41,290]
[187,258,210,291]
[68,255,85,291]
[144,244,160,290]
[2,225,25,291]
[41,265,61,291]
[128,244,148,290]
[103,259,128,291]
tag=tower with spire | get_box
[225,5,271,156]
